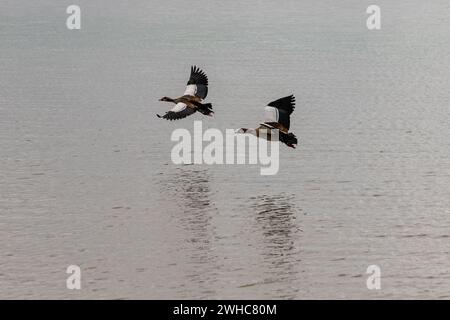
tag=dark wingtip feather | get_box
[267,94,296,114]
[280,132,298,148]
[187,65,208,86]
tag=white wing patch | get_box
[184,84,197,97]
[260,123,275,129]
[170,102,188,113]
[264,106,279,123]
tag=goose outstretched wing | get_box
[183,65,209,100]
[157,102,196,121]
[262,95,295,132]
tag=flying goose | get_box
[236,95,298,148]
[157,66,213,120]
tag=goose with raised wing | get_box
[236,95,298,148]
[157,66,213,121]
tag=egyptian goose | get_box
[157,66,213,120]
[236,95,298,148]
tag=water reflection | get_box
[159,166,214,212]
[158,166,218,297]
[250,194,302,298]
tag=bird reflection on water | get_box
[158,167,219,297]
[249,194,303,298]
[159,166,215,212]
[158,169,304,298]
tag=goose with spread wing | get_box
[236,95,298,148]
[157,66,213,121]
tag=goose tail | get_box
[198,103,214,116]
[280,132,298,148]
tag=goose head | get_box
[235,128,248,134]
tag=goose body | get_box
[157,66,213,121]
[236,95,298,148]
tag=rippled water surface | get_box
[1,0,450,299]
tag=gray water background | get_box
[1,0,450,299]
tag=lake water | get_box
[1,0,450,299]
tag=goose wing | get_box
[262,95,295,132]
[183,66,209,100]
[157,102,196,121]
